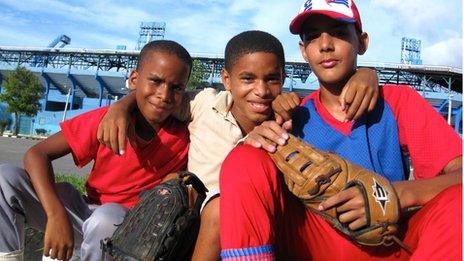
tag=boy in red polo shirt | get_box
[0,40,191,260]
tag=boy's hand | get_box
[319,187,367,230]
[97,103,131,155]
[340,68,379,121]
[162,172,180,183]
[44,212,74,260]
[244,121,289,153]
[272,92,300,126]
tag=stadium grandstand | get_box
[0,32,461,136]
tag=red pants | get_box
[220,145,462,261]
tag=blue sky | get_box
[0,0,462,68]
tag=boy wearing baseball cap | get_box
[219,0,462,260]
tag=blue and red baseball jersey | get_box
[294,85,462,180]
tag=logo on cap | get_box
[304,0,313,11]
[291,0,361,34]
[326,0,350,8]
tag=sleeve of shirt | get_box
[59,107,108,168]
[382,85,462,179]
[172,88,217,122]
[189,88,218,121]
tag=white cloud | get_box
[372,0,461,41]
[165,5,246,54]
[0,0,461,68]
[227,0,303,58]
[0,0,154,33]
[423,37,462,68]
[370,0,462,67]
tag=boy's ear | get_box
[299,41,310,63]
[128,70,138,91]
[357,32,369,55]
[221,69,232,91]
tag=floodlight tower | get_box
[136,22,166,50]
[401,37,422,65]
[48,34,71,48]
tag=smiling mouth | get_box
[249,101,270,113]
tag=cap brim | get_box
[289,10,356,35]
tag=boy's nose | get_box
[157,84,172,103]
[254,80,270,97]
[319,32,334,52]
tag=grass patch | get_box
[55,174,87,194]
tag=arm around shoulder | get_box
[97,92,137,155]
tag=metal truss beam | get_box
[0,46,461,94]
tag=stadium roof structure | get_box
[0,46,461,100]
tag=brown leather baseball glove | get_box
[269,134,401,247]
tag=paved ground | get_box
[0,136,86,260]
[0,136,91,176]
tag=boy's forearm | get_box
[172,90,194,121]
[393,170,461,210]
[115,91,137,112]
[23,147,67,217]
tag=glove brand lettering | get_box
[372,178,389,215]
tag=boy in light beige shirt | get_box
[97,30,379,261]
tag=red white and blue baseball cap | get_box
[289,0,363,34]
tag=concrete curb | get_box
[1,133,47,140]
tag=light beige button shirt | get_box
[177,88,244,191]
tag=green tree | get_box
[0,66,44,135]
[187,59,207,90]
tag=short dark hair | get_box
[224,30,285,72]
[136,40,192,74]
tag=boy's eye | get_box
[269,78,282,84]
[151,78,163,85]
[171,85,184,92]
[304,32,319,42]
[266,76,282,84]
[241,76,254,82]
[332,29,348,38]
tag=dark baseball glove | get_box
[101,171,208,261]
[269,134,402,247]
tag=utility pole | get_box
[62,85,71,122]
